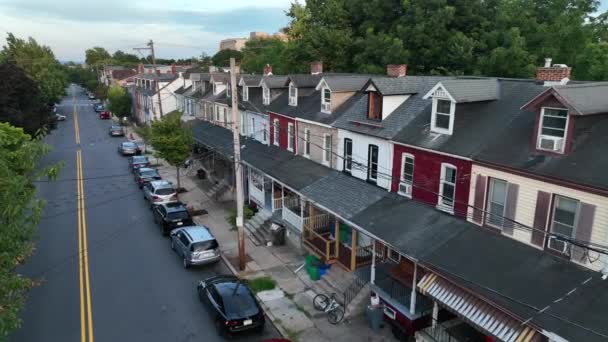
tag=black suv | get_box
[197,275,265,337]
[153,202,194,235]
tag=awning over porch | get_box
[418,274,539,342]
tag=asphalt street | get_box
[11,85,279,342]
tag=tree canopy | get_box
[149,112,192,190]
[211,49,243,67]
[241,38,290,74]
[85,46,111,67]
[107,85,132,118]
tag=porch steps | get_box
[244,210,272,246]
[203,181,230,201]
[319,265,370,318]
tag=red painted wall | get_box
[269,112,296,152]
[391,143,472,218]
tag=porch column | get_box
[271,181,275,211]
[370,241,376,285]
[281,186,284,208]
[309,205,316,231]
[350,228,358,271]
[334,219,340,258]
[300,198,305,218]
[409,262,417,314]
[432,301,439,329]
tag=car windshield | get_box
[168,211,189,220]
[155,188,174,195]
[140,170,158,177]
[123,143,136,148]
[133,156,148,162]
[218,284,259,319]
[191,239,218,252]
[111,126,121,129]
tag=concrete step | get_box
[345,284,371,318]
[323,266,354,292]
[253,229,272,247]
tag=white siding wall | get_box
[244,111,269,145]
[382,95,409,119]
[335,129,393,190]
[469,164,608,271]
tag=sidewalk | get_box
[125,125,399,342]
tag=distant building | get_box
[219,38,248,52]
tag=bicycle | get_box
[313,292,345,324]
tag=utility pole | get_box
[134,40,163,120]
[230,57,246,271]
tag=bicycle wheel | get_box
[313,294,330,311]
[328,306,345,325]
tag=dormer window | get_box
[226,84,231,98]
[289,84,298,106]
[263,86,270,105]
[243,86,249,101]
[213,82,217,95]
[537,107,569,153]
[321,88,331,113]
[431,99,455,134]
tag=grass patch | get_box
[284,292,294,300]
[284,327,301,342]
[294,302,311,318]
[246,276,276,293]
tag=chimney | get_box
[387,64,407,78]
[536,58,571,84]
[171,64,177,74]
[310,61,323,75]
[156,70,160,75]
[263,64,273,76]
[137,63,144,74]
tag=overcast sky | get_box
[0,0,295,61]
[0,0,606,62]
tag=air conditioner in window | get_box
[398,182,412,197]
[539,136,564,152]
[548,236,570,255]
[321,103,331,112]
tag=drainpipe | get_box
[371,242,376,285]
[409,262,417,314]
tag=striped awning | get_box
[418,274,540,342]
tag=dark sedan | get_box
[134,167,161,188]
[118,141,140,156]
[153,202,194,235]
[94,103,104,112]
[128,155,150,173]
[109,125,125,137]
[197,275,265,337]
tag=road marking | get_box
[75,100,94,342]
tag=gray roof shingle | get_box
[436,78,500,103]
[322,75,370,92]
[240,74,263,87]
[549,82,608,115]
[288,74,323,88]
[261,75,289,89]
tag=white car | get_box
[55,113,66,121]
[142,180,178,208]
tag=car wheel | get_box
[256,322,265,335]
[215,319,226,337]
[182,257,189,269]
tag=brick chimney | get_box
[387,64,407,78]
[137,63,144,74]
[263,64,273,76]
[536,58,571,83]
[171,64,177,74]
[310,61,323,75]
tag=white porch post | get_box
[271,180,275,211]
[409,262,417,314]
[371,242,376,285]
[432,301,439,329]
[300,198,304,218]
[281,186,285,208]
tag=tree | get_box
[211,49,243,67]
[0,122,61,339]
[241,38,289,74]
[107,85,132,118]
[64,64,96,87]
[85,46,111,67]
[149,112,192,192]
[111,50,140,67]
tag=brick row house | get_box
[177,61,608,342]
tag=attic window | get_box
[263,86,270,105]
[367,92,382,120]
[289,84,298,106]
[321,88,331,113]
[431,99,455,135]
[537,107,569,153]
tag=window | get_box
[398,153,414,197]
[323,134,331,165]
[439,164,457,211]
[250,117,255,137]
[243,86,249,101]
[262,122,267,143]
[273,119,280,146]
[548,196,579,253]
[321,88,331,112]
[431,99,454,134]
[212,82,217,95]
[367,145,379,182]
[538,107,569,152]
[343,138,353,172]
[303,129,311,157]
[263,86,270,105]
[226,84,231,98]
[486,178,507,228]
[287,123,294,151]
[223,108,228,126]
[289,84,298,106]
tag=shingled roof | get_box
[320,75,370,92]
[523,82,608,115]
[425,78,500,103]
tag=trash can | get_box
[196,169,206,180]
[270,223,286,246]
[366,305,384,333]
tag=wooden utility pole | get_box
[230,58,246,271]
[148,40,164,118]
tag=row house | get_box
[238,74,268,144]
[132,72,187,124]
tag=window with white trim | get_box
[486,178,507,228]
[213,82,217,95]
[273,119,280,146]
[323,134,331,165]
[438,163,457,211]
[287,123,294,151]
[243,86,249,101]
[343,138,352,172]
[367,145,379,182]
[303,128,311,157]
[431,99,454,134]
[398,153,414,197]
[226,84,231,98]
[263,86,270,105]
[289,84,298,106]
[321,88,331,113]
[223,107,228,126]
[538,107,568,153]
[262,122,267,143]
[548,195,579,254]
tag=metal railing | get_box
[342,275,368,310]
[421,319,464,342]
[354,244,374,268]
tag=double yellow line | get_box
[74,101,94,342]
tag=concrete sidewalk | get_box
[125,125,399,342]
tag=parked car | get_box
[109,125,125,137]
[134,167,161,188]
[128,155,150,173]
[88,94,96,100]
[170,226,220,268]
[99,111,111,119]
[94,103,104,112]
[143,180,178,208]
[133,140,147,154]
[197,275,265,336]
[153,202,194,235]
[118,141,140,156]
[55,113,67,121]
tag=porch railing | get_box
[355,244,374,268]
[282,205,303,231]
[249,183,265,205]
[303,226,336,260]
[273,197,283,211]
[302,213,333,232]
[420,319,464,342]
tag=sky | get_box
[0,0,606,62]
[0,0,295,62]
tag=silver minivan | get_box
[143,180,177,208]
[170,226,220,268]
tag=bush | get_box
[227,206,255,228]
[246,276,276,293]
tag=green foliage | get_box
[111,50,140,67]
[0,33,67,104]
[246,276,277,294]
[0,122,62,339]
[64,65,97,87]
[211,49,243,67]
[93,84,108,100]
[149,112,192,189]
[107,85,132,117]
[226,206,255,229]
[241,38,289,74]
[85,46,111,67]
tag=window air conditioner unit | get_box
[321,103,331,112]
[398,182,412,197]
[548,236,570,255]
[539,136,564,152]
